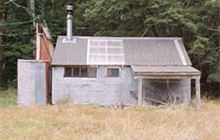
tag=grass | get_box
[0,88,17,108]
[0,90,220,140]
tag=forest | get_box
[0,0,219,97]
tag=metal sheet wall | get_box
[17,59,48,105]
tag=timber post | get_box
[138,78,143,106]
[195,76,201,109]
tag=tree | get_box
[2,0,34,86]
[1,0,219,96]
[0,0,8,88]
[82,0,220,95]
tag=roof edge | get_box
[57,36,182,40]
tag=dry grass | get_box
[0,100,219,140]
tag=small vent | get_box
[87,39,125,65]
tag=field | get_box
[0,89,220,140]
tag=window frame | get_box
[64,66,97,78]
[105,66,121,78]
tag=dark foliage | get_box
[0,0,219,95]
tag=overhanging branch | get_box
[5,0,34,18]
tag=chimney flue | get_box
[66,5,73,40]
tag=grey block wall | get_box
[52,66,137,105]
[52,66,191,105]
[17,60,48,105]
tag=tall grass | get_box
[0,100,219,140]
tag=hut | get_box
[52,36,201,106]
[51,5,201,106]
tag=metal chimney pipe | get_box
[66,5,73,40]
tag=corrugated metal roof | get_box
[132,66,200,75]
[124,39,191,66]
[52,36,192,66]
[52,36,87,65]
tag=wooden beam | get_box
[36,23,40,60]
[135,72,200,76]
[195,76,201,108]
[135,75,194,80]
[138,79,143,106]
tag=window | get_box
[64,67,97,78]
[81,68,88,77]
[106,68,120,77]
[88,68,97,77]
[87,39,125,65]
[73,68,80,77]
[64,68,72,77]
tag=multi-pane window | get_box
[64,67,97,78]
[64,68,72,77]
[73,68,80,77]
[88,39,125,65]
[106,68,120,77]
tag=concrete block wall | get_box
[52,66,137,105]
[52,66,191,105]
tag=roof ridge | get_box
[58,36,182,40]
